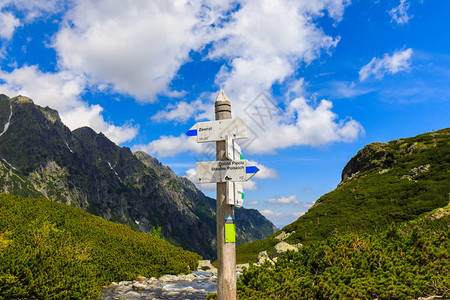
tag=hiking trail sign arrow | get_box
[226,136,242,161]
[186,118,248,143]
[196,159,259,183]
[226,182,244,206]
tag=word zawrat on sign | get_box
[196,159,259,183]
[186,118,248,143]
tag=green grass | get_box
[0,193,200,299]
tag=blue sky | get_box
[0,0,449,228]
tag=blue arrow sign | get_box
[186,129,197,136]
[246,166,259,174]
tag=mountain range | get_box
[0,94,276,260]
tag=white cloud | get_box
[302,202,315,209]
[0,0,65,41]
[209,0,346,103]
[324,81,374,99]
[0,11,20,40]
[248,160,279,179]
[53,0,214,101]
[0,65,138,144]
[268,195,299,205]
[241,180,258,191]
[147,89,364,158]
[292,211,305,217]
[3,0,65,21]
[51,0,350,103]
[260,209,282,217]
[246,96,364,154]
[389,0,412,25]
[152,99,202,124]
[132,134,203,158]
[183,167,216,191]
[359,48,413,81]
[246,200,259,206]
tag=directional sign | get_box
[226,182,244,206]
[186,118,248,143]
[226,136,242,161]
[196,159,259,183]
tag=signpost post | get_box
[187,90,259,300]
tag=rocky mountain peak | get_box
[37,106,62,124]
[11,95,34,104]
[341,142,394,182]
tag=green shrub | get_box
[0,194,200,299]
[237,216,449,299]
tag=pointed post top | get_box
[215,90,231,118]
[215,90,231,105]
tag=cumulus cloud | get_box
[359,48,413,81]
[292,211,305,217]
[246,200,259,206]
[389,0,412,25]
[51,0,349,102]
[248,160,279,179]
[2,0,362,153]
[0,11,20,40]
[183,167,216,191]
[0,0,65,41]
[147,90,364,157]
[260,209,282,217]
[53,0,214,101]
[0,66,138,144]
[209,0,345,104]
[268,195,299,205]
[133,135,203,158]
[152,99,209,124]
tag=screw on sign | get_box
[186,90,259,300]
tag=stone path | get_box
[101,271,217,300]
[101,260,250,300]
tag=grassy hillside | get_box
[237,128,450,263]
[237,210,449,299]
[0,193,200,299]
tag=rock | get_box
[131,282,147,291]
[274,231,295,240]
[158,274,179,282]
[273,241,299,257]
[198,260,214,271]
[401,164,431,181]
[236,263,249,273]
[257,250,274,265]
[122,291,141,299]
[341,142,392,182]
[197,259,217,275]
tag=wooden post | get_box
[215,90,236,300]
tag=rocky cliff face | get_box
[0,94,277,259]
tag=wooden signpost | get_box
[187,90,259,300]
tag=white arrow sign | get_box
[226,182,244,206]
[196,159,259,183]
[186,118,248,143]
[226,137,242,161]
